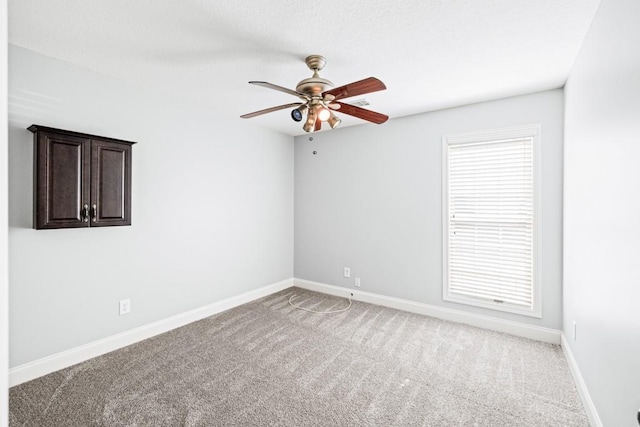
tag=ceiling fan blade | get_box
[323,77,386,101]
[315,118,322,132]
[240,102,303,119]
[334,102,388,124]
[249,81,308,99]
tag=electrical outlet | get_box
[355,277,361,287]
[344,267,350,278]
[119,299,131,316]
[573,321,577,341]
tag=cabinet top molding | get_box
[28,124,138,146]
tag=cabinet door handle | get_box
[82,204,89,222]
[91,204,97,223]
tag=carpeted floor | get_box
[10,287,589,426]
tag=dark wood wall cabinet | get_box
[28,125,137,230]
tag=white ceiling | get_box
[9,0,600,136]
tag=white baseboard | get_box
[10,277,563,388]
[9,278,294,387]
[293,278,561,344]
[560,333,603,427]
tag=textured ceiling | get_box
[9,0,600,136]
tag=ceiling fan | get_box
[241,55,388,132]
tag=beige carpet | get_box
[10,287,589,426]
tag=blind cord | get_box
[288,293,353,314]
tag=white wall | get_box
[2,0,10,424]
[563,0,640,425]
[295,90,564,329]
[8,45,294,367]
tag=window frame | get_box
[442,124,542,318]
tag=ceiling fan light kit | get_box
[241,55,388,133]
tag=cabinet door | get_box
[90,139,132,226]
[35,131,91,229]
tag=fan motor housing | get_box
[296,76,333,96]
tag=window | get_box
[442,124,541,317]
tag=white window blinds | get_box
[443,125,540,317]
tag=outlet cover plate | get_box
[119,299,131,316]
